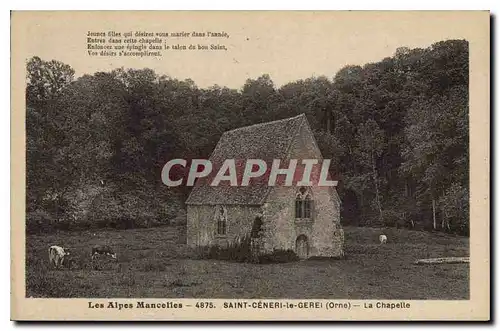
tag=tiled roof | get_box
[185,114,307,205]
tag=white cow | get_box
[379,234,388,244]
[48,245,70,268]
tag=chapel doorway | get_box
[295,235,309,260]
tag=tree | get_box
[26,56,75,107]
[241,74,281,124]
[353,119,386,225]
[401,85,468,230]
[25,39,470,233]
[26,57,76,219]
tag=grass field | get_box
[26,225,469,299]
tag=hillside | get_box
[27,39,469,235]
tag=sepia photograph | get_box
[11,10,490,320]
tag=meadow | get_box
[26,225,469,299]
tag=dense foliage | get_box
[26,39,469,235]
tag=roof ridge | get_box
[223,113,306,134]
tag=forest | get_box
[25,39,469,235]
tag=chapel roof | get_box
[185,113,308,205]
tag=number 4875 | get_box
[195,302,215,309]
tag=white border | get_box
[4,1,496,330]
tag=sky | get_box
[13,11,488,89]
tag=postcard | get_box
[11,10,490,321]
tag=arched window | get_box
[295,193,304,219]
[216,206,227,235]
[304,194,312,219]
[295,188,313,219]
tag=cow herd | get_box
[47,234,388,269]
[48,244,118,269]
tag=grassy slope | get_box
[26,226,469,299]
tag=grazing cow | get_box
[48,245,70,268]
[91,244,117,260]
[379,234,388,244]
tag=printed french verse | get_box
[87,30,230,57]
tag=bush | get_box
[87,190,158,230]
[258,249,299,264]
[382,210,401,228]
[194,234,259,263]
[196,241,299,264]
[193,245,212,260]
[26,209,53,234]
[195,235,254,262]
[26,182,186,233]
[227,235,253,262]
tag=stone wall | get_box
[186,204,261,247]
[185,119,344,258]
[261,120,344,257]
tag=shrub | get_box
[26,209,53,234]
[87,190,157,230]
[258,249,299,264]
[382,210,401,228]
[193,245,212,260]
[194,235,256,263]
[226,235,253,262]
[196,243,299,264]
[27,183,187,233]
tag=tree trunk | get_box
[371,150,383,224]
[432,198,437,230]
[441,208,445,230]
[403,180,408,224]
[357,191,364,226]
[331,111,336,134]
[326,108,331,134]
